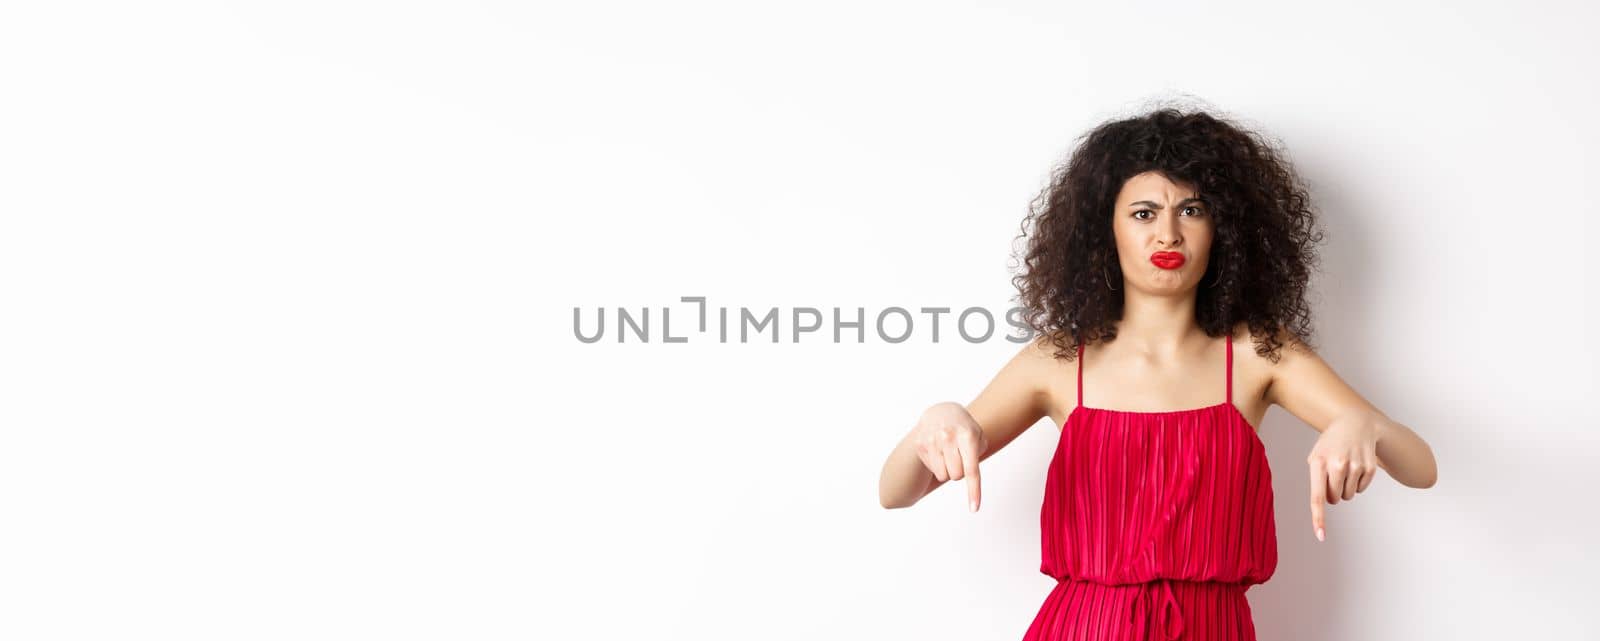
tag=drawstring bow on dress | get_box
[1129,578,1185,641]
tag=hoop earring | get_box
[1207,267,1223,288]
[1103,265,1120,291]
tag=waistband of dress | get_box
[1054,576,1248,592]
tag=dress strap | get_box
[1075,337,1085,409]
[1225,332,1233,405]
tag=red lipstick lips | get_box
[1150,251,1185,269]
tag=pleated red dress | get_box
[1023,333,1276,641]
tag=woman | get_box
[877,106,1438,640]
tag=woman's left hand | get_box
[1306,410,1388,542]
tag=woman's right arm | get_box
[877,337,1056,510]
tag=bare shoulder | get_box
[953,332,1069,463]
[1014,332,1070,390]
[1236,323,1395,434]
[1022,331,1078,427]
[973,332,1063,411]
[979,331,1073,420]
[1226,321,1303,429]
[1231,321,1319,392]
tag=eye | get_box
[1132,207,1203,220]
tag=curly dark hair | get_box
[1011,104,1326,363]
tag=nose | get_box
[1156,216,1182,248]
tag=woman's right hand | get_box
[911,402,990,512]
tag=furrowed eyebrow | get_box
[1127,197,1206,209]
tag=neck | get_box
[1113,289,1205,356]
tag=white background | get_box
[3,1,1597,639]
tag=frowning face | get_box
[1110,171,1215,296]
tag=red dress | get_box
[1023,333,1277,641]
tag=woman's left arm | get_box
[1263,331,1439,539]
